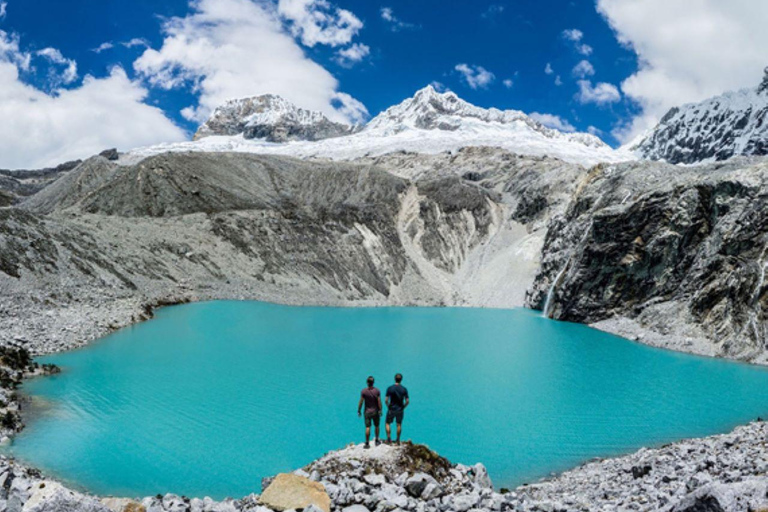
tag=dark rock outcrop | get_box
[527,157,768,361]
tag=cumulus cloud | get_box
[380,7,416,32]
[530,112,576,132]
[562,28,593,56]
[454,63,495,89]
[334,42,370,68]
[544,63,554,75]
[503,78,513,89]
[0,31,184,169]
[576,80,621,105]
[36,47,78,85]
[597,0,768,141]
[278,0,362,47]
[572,60,595,78]
[555,75,563,86]
[0,2,7,20]
[134,0,368,124]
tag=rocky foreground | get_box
[1,422,767,512]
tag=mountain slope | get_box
[127,86,632,167]
[633,70,768,164]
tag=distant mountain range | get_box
[131,86,631,167]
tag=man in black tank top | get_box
[385,373,409,444]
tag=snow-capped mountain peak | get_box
[194,95,353,143]
[130,86,632,167]
[633,69,768,164]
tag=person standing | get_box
[357,376,382,448]
[385,373,409,445]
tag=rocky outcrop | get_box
[193,95,354,143]
[2,422,768,512]
[633,69,768,164]
[526,157,768,362]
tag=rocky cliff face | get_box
[194,95,354,143]
[526,156,768,362]
[633,70,768,164]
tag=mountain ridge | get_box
[632,69,768,164]
[128,86,631,167]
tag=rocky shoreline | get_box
[1,421,767,512]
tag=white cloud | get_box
[429,81,448,93]
[481,5,504,19]
[454,63,495,90]
[0,2,7,19]
[530,112,576,132]
[572,60,595,78]
[134,0,367,124]
[335,42,369,67]
[598,0,768,141]
[92,42,114,53]
[93,38,150,54]
[36,47,78,85]
[555,75,563,86]
[380,7,416,32]
[503,78,513,89]
[576,80,621,105]
[562,28,593,56]
[544,63,554,75]
[562,29,583,42]
[278,0,362,47]
[122,38,149,49]
[0,32,184,169]
[587,126,604,136]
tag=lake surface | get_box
[9,301,768,499]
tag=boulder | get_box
[260,473,331,512]
[100,498,146,512]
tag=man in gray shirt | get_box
[357,376,382,448]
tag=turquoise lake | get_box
[9,301,768,499]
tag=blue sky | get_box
[0,0,764,168]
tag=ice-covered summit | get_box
[194,94,354,143]
[632,68,768,164]
[365,85,609,149]
[128,86,632,167]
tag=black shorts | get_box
[386,409,404,424]
[364,410,380,427]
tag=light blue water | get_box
[9,302,768,499]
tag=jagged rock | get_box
[672,495,725,512]
[259,473,331,512]
[99,149,120,161]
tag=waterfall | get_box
[542,259,570,319]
